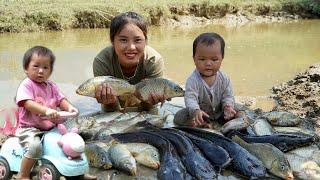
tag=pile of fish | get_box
[64,107,320,180]
[71,76,320,179]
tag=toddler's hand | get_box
[45,108,59,120]
[224,104,236,121]
[68,106,79,116]
[192,109,209,127]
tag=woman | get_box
[93,12,165,112]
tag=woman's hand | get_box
[192,109,210,127]
[224,104,237,121]
[95,83,118,105]
[145,93,166,106]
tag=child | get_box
[15,46,96,180]
[174,32,242,128]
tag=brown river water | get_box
[0,20,320,113]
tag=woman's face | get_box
[113,23,146,69]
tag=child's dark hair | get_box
[23,46,55,71]
[109,12,148,43]
[193,32,225,58]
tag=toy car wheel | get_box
[38,163,61,180]
[0,157,12,180]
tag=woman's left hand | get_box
[146,93,166,106]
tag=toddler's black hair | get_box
[193,32,225,58]
[23,46,55,71]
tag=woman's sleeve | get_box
[93,57,110,77]
[145,56,164,78]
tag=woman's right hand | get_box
[95,83,118,105]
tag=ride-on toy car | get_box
[0,110,89,180]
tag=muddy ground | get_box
[272,64,320,134]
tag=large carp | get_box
[175,127,266,178]
[111,131,191,180]
[229,131,315,152]
[108,144,137,176]
[135,78,184,102]
[76,76,140,109]
[232,135,293,179]
[151,128,217,180]
[125,143,160,169]
[76,76,136,97]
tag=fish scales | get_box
[135,78,184,101]
[76,76,136,97]
[125,143,160,169]
[108,144,137,176]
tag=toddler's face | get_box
[193,41,223,77]
[24,54,52,83]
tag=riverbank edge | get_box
[1,0,319,33]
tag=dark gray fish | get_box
[170,128,231,172]
[110,131,191,180]
[151,128,217,180]
[175,127,266,178]
[229,131,316,152]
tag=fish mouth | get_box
[285,172,294,180]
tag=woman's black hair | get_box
[192,32,225,58]
[23,46,55,71]
[109,12,148,42]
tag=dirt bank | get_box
[272,64,320,131]
[0,0,319,33]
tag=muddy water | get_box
[0,20,320,112]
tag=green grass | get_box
[0,0,319,33]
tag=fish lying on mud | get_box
[91,113,167,141]
[229,131,316,152]
[286,145,320,165]
[111,131,190,180]
[232,135,293,179]
[171,128,231,172]
[175,127,266,178]
[108,143,137,176]
[251,118,274,136]
[85,141,114,170]
[135,78,184,103]
[273,127,316,137]
[125,143,160,169]
[220,117,250,135]
[262,111,301,126]
[151,128,217,180]
[285,153,320,180]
